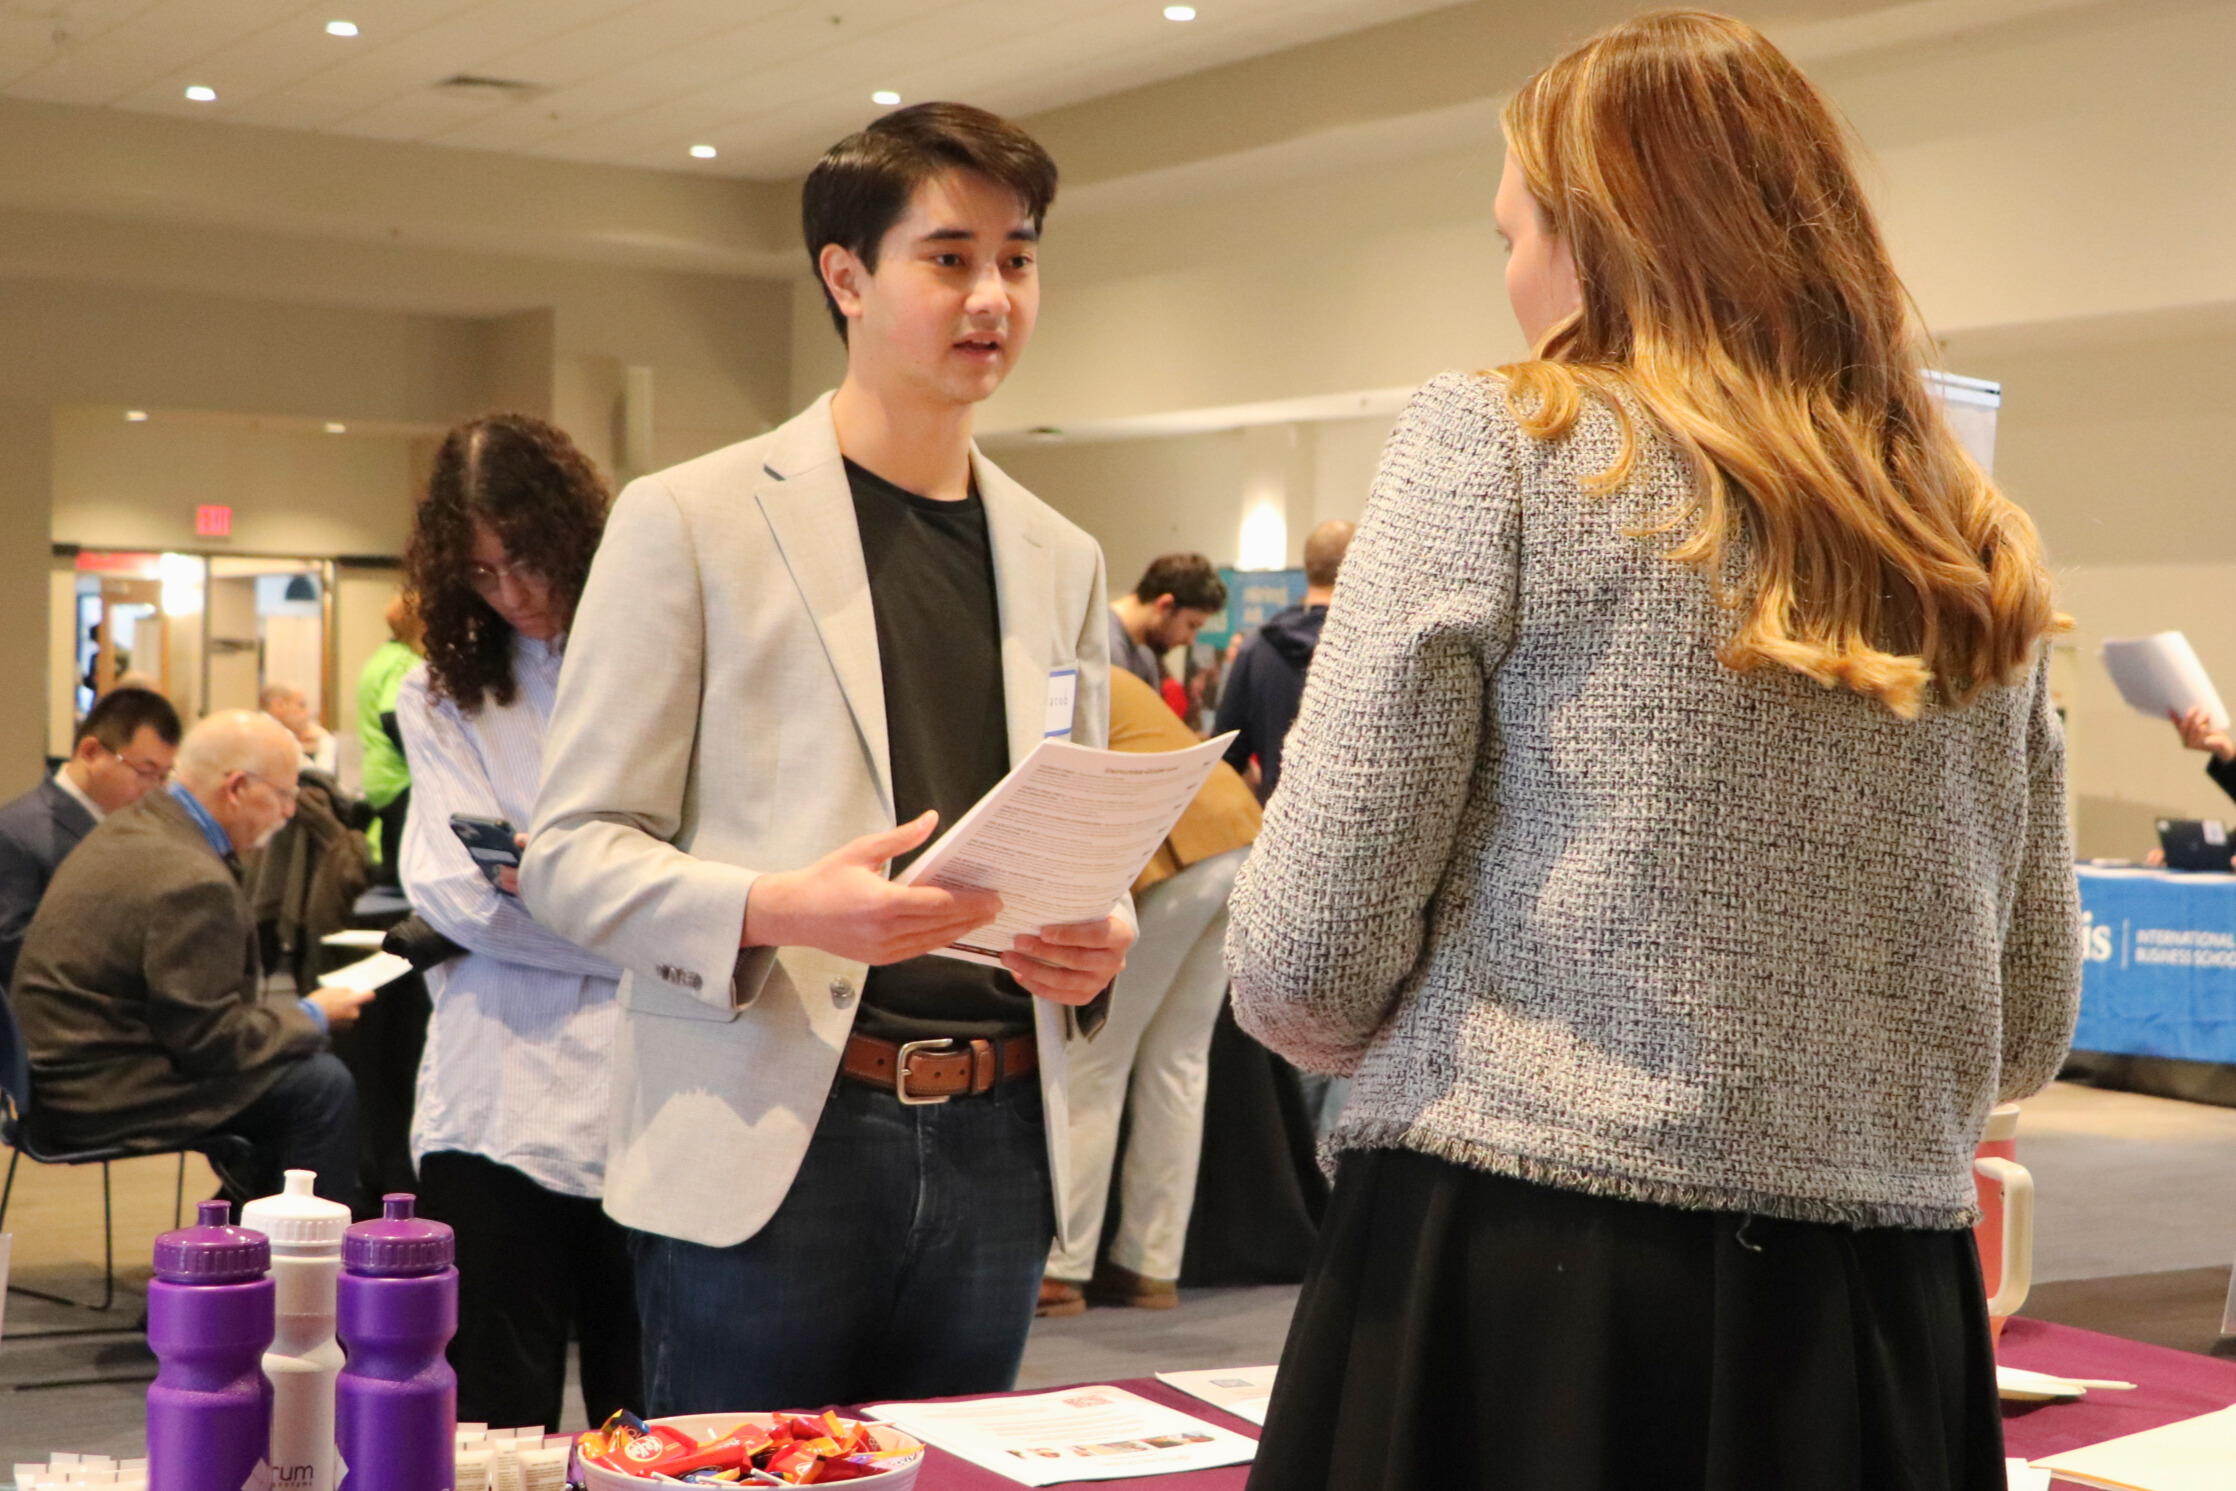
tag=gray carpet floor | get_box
[5,1079,2231,1463]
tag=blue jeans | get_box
[209,1051,360,1206]
[629,1075,1053,1413]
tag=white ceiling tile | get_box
[3,0,1487,172]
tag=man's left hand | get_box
[1003,913,1134,1006]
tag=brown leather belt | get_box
[841,1030,1038,1105]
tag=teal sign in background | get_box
[2074,865,2236,1063]
[1199,568,1307,650]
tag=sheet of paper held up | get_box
[318,951,414,994]
[863,1384,1256,1486]
[897,734,1237,967]
[2029,1402,2236,1491]
[1155,1365,1277,1426]
[2101,632,2229,731]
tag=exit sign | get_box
[195,505,232,537]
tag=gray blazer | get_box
[0,776,97,990]
[13,790,324,1153]
[524,394,1119,1250]
[1227,372,2080,1231]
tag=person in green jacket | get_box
[357,592,422,872]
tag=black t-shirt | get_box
[846,459,1036,1041]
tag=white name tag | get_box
[1044,667,1078,739]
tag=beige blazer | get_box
[523,393,1118,1250]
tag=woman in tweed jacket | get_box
[1228,13,2079,1491]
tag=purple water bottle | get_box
[147,1199,274,1491]
[336,1194,457,1491]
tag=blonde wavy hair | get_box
[1499,10,2061,717]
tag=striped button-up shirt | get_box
[397,635,621,1199]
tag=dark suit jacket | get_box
[12,789,326,1153]
[0,776,98,991]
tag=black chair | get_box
[0,984,253,1312]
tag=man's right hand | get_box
[2172,707,2236,762]
[309,985,377,1030]
[742,812,1002,965]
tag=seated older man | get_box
[12,710,373,1202]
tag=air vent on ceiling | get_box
[435,74,548,99]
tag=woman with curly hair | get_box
[395,413,641,1432]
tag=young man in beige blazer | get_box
[524,103,1131,1413]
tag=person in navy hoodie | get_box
[1214,520,1353,802]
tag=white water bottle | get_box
[240,1169,351,1491]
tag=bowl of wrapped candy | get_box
[576,1409,924,1489]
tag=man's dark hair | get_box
[802,102,1059,341]
[1131,553,1228,614]
[78,686,181,751]
[406,413,610,714]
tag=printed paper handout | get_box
[863,1384,1256,1486]
[2029,1402,2236,1491]
[1154,1365,1277,1426]
[898,735,1236,968]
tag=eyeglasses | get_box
[240,771,300,807]
[466,557,546,596]
[101,744,169,784]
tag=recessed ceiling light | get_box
[324,422,347,434]
[125,410,149,422]
[689,143,718,159]
[871,90,901,106]
[184,85,217,102]
[325,20,358,37]
[1164,4,1197,19]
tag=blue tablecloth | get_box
[2075,864,2236,1064]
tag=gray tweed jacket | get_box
[1226,371,2080,1230]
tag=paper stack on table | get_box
[2029,1401,2236,1490]
[1155,1365,1277,1426]
[2101,632,2229,730]
[899,736,1236,968]
[864,1384,1255,1486]
[2005,1460,2050,1491]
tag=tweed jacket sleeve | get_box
[1998,653,2082,1101]
[142,873,324,1078]
[1227,373,1524,1072]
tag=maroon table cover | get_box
[1999,1315,2236,1478]
[864,1321,2236,1489]
[847,1378,1258,1490]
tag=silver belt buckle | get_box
[894,1038,954,1106]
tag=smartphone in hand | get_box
[449,813,520,888]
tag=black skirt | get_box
[1248,1147,2004,1491]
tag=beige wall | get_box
[1943,311,2236,856]
[977,1,2231,434]
[53,409,421,558]
[996,430,1250,594]
[0,401,52,797]
[993,410,1398,593]
[0,213,792,783]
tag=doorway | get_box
[55,550,335,752]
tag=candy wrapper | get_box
[579,1410,909,1485]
